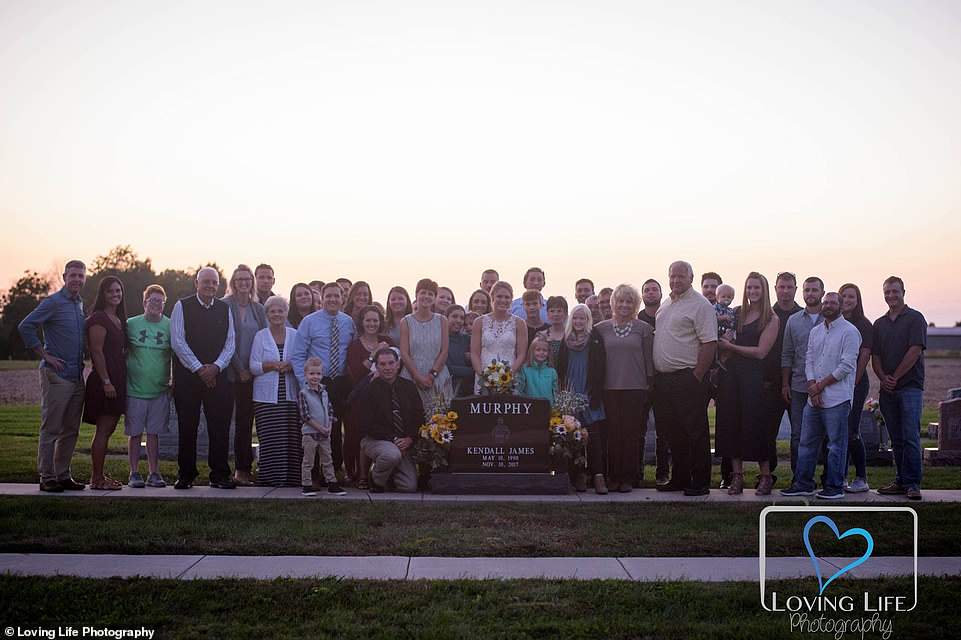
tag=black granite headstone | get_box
[448,395,552,472]
[430,394,569,494]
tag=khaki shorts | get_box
[124,393,172,436]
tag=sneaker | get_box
[877,482,907,495]
[302,486,317,496]
[146,472,166,488]
[780,486,816,497]
[327,483,347,496]
[844,477,869,493]
[816,489,844,500]
[174,477,193,490]
[128,472,146,488]
[905,487,922,501]
[683,486,710,496]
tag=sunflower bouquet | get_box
[549,389,590,470]
[481,359,514,395]
[412,392,459,470]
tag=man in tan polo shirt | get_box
[653,260,717,496]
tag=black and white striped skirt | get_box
[254,400,302,487]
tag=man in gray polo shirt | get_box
[781,276,824,471]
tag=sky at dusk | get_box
[2,0,959,324]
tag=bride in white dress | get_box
[469,281,529,393]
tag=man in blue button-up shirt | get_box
[781,292,861,499]
[290,282,356,475]
[18,260,88,492]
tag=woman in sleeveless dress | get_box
[399,279,453,410]
[715,272,780,496]
[470,280,529,393]
[84,276,128,490]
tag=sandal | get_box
[356,478,369,491]
[90,475,123,491]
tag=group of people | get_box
[19,260,927,500]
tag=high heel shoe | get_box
[756,474,774,496]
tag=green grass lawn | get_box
[1,576,956,639]
[1,497,956,557]
[0,360,41,370]
[1,404,954,488]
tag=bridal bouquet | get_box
[549,390,590,470]
[412,392,459,470]
[481,359,514,395]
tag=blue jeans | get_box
[793,401,850,493]
[788,390,809,472]
[879,387,923,490]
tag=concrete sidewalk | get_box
[1,554,957,581]
[2,483,959,503]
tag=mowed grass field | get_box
[0,497,957,557]
[2,576,958,639]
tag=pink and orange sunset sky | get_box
[1,1,959,324]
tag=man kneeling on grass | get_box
[357,347,424,493]
[299,357,346,496]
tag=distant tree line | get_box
[0,246,224,359]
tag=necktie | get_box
[328,315,340,377]
[391,385,405,437]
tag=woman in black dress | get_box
[716,272,780,495]
[84,276,128,490]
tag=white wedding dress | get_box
[475,314,517,393]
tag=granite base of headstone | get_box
[429,395,570,494]
[925,398,961,466]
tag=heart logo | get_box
[802,515,874,594]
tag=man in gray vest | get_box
[170,267,236,489]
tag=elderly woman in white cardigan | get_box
[250,296,301,487]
